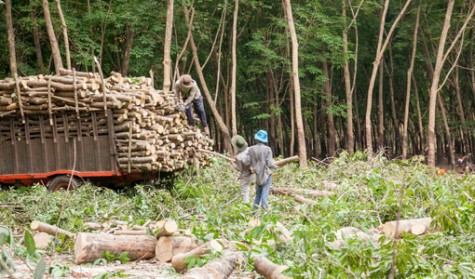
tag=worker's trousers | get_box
[253,175,272,210]
[239,174,253,203]
[185,96,208,128]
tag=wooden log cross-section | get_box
[74,232,157,264]
[31,221,75,238]
[172,239,229,272]
[379,217,432,238]
[156,236,200,263]
[253,256,291,279]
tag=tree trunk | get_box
[377,60,384,150]
[156,236,199,263]
[387,47,400,156]
[253,256,290,279]
[5,0,17,76]
[427,0,455,167]
[182,0,232,153]
[323,61,335,156]
[121,25,135,76]
[74,233,157,264]
[452,67,469,154]
[42,0,64,74]
[284,0,307,166]
[31,2,44,74]
[342,0,354,154]
[163,0,174,91]
[31,221,74,238]
[365,0,412,156]
[289,72,295,156]
[437,95,455,166]
[172,239,227,272]
[55,0,71,70]
[413,76,424,153]
[230,0,239,136]
[402,7,420,159]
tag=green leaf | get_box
[0,227,10,245]
[24,229,37,258]
[33,258,47,279]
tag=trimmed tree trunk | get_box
[121,25,135,76]
[427,0,455,167]
[42,0,64,74]
[284,0,307,167]
[230,0,239,136]
[31,2,45,74]
[55,0,71,70]
[183,251,243,279]
[74,233,157,264]
[402,7,420,159]
[182,0,232,153]
[163,0,174,91]
[342,0,354,154]
[5,0,17,76]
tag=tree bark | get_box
[55,0,71,70]
[402,7,420,159]
[121,25,135,76]
[31,2,44,74]
[31,221,74,238]
[74,232,157,264]
[172,239,228,272]
[342,0,354,154]
[163,0,174,91]
[230,0,239,136]
[322,61,335,156]
[5,0,17,76]
[377,60,384,150]
[284,0,307,167]
[427,0,455,167]
[183,251,242,279]
[42,0,64,74]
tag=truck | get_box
[0,71,211,191]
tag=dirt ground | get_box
[9,253,255,279]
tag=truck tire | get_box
[47,175,81,192]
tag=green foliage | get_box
[49,264,70,278]
[33,258,47,279]
[92,270,130,279]
[101,251,130,264]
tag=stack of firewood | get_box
[0,69,213,172]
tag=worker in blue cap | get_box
[248,130,277,210]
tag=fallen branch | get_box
[183,251,243,279]
[253,256,291,279]
[172,239,228,272]
[379,217,432,238]
[30,221,75,238]
[275,156,299,167]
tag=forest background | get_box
[1,0,475,167]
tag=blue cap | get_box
[254,130,268,143]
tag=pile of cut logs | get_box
[30,219,291,279]
[0,69,213,172]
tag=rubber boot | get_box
[204,126,210,136]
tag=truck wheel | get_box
[47,175,80,192]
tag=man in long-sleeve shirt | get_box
[174,74,209,135]
[232,135,253,203]
[248,130,277,210]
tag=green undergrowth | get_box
[1,152,475,278]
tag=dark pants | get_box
[185,96,208,128]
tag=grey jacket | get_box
[233,148,252,179]
[174,79,202,106]
[248,143,277,185]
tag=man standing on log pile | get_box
[248,130,277,211]
[174,74,210,135]
[231,135,253,203]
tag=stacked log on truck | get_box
[0,70,213,173]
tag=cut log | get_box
[84,222,103,231]
[274,156,299,167]
[156,219,178,237]
[74,232,157,264]
[113,230,147,235]
[379,217,432,238]
[155,236,200,262]
[272,187,334,198]
[33,232,52,249]
[172,239,229,272]
[30,221,75,238]
[182,251,243,279]
[253,256,291,279]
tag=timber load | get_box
[0,70,213,172]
